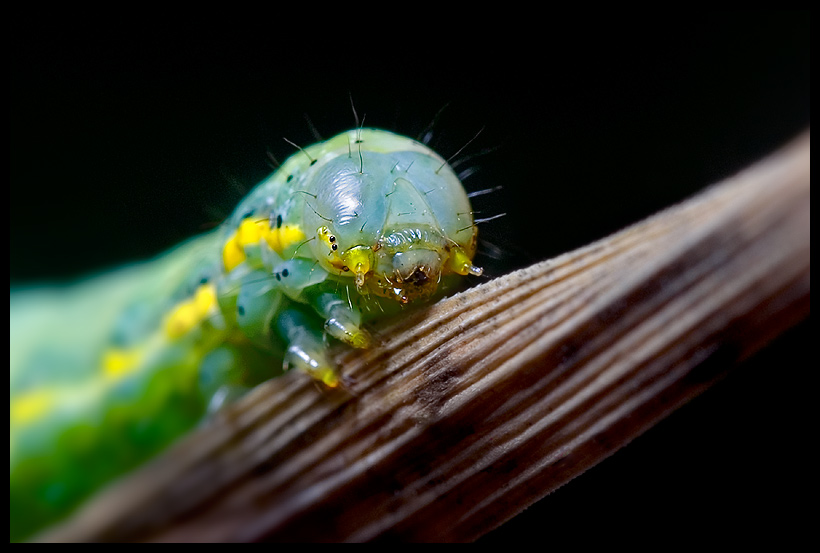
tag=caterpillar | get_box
[9,128,483,541]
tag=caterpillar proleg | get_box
[9,128,483,541]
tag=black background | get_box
[11,12,810,544]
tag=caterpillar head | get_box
[303,129,482,304]
[316,223,481,303]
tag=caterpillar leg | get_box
[274,259,372,349]
[305,288,372,349]
[274,306,339,388]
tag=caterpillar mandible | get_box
[9,128,483,541]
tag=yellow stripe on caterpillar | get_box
[222,233,245,272]
[164,283,218,339]
[10,389,56,425]
[194,282,218,314]
[101,347,144,380]
[265,223,306,255]
[225,218,305,269]
[223,218,267,272]
[236,217,266,246]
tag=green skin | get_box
[9,129,480,541]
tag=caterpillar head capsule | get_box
[303,129,482,304]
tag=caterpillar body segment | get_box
[9,128,483,541]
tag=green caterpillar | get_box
[9,128,483,541]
